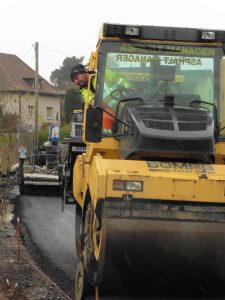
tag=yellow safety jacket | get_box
[80,75,96,105]
[103,69,133,110]
[80,69,133,131]
[80,69,132,107]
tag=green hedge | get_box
[0,133,17,147]
[38,124,71,145]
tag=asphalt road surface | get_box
[15,194,151,300]
[16,194,79,299]
[16,193,225,300]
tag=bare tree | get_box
[0,91,19,174]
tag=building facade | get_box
[0,53,64,129]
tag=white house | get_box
[0,52,64,129]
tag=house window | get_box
[23,77,42,89]
[28,105,34,117]
[47,107,53,119]
[32,80,41,89]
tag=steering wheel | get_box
[110,87,134,100]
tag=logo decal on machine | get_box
[147,161,215,174]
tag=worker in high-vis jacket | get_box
[70,64,133,132]
[70,64,96,106]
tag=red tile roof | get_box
[0,53,64,96]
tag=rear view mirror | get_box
[152,65,176,82]
[85,107,103,142]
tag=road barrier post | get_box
[17,217,20,262]
[95,286,99,300]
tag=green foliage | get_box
[0,133,17,147]
[60,124,71,140]
[50,55,87,124]
[0,106,18,133]
[64,87,83,123]
[38,124,71,145]
[50,56,85,90]
[38,126,49,145]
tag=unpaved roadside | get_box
[0,187,70,300]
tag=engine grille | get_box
[143,120,174,130]
[137,106,209,131]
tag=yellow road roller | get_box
[73,23,225,299]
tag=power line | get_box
[21,43,88,63]
[21,45,33,59]
[39,44,74,57]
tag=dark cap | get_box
[70,64,87,81]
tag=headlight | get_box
[126,181,143,191]
[201,31,215,40]
[125,26,140,36]
[113,180,143,191]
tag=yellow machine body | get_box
[73,23,225,298]
[76,155,225,206]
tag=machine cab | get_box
[85,23,225,162]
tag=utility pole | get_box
[18,91,22,125]
[34,42,39,149]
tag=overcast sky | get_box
[1,0,225,82]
